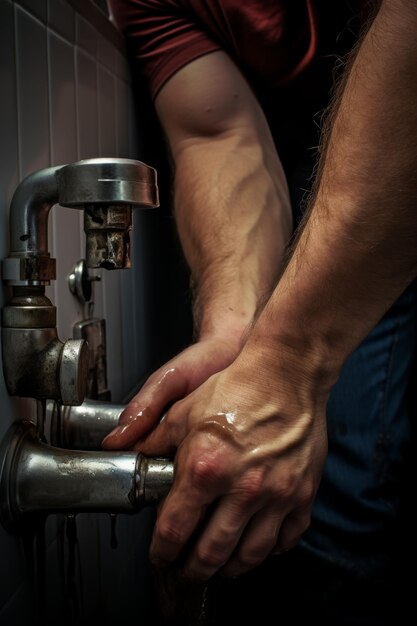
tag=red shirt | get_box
[109,0,366,100]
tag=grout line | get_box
[14,3,44,28]
[46,28,53,166]
[13,3,22,182]
[46,23,58,306]
[73,36,84,259]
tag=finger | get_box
[102,367,188,449]
[270,508,311,555]
[219,505,282,578]
[181,468,266,581]
[149,489,208,568]
[132,406,186,456]
[149,434,231,568]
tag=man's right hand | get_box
[102,334,242,451]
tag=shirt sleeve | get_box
[109,0,221,99]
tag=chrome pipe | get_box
[3,158,159,285]
[47,399,124,449]
[0,420,174,530]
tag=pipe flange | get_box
[0,420,34,530]
[59,339,89,405]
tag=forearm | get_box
[246,0,417,386]
[173,129,291,342]
[155,52,292,346]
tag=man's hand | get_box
[128,345,329,581]
[102,333,243,451]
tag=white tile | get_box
[76,13,97,58]
[16,4,50,178]
[48,0,75,42]
[75,48,99,160]
[98,64,116,156]
[16,0,47,23]
[115,77,128,157]
[98,33,116,73]
[0,0,18,269]
[102,269,124,401]
[120,267,138,392]
[49,32,77,165]
[48,30,82,338]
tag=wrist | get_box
[197,311,252,352]
[242,316,343,399]
[193,287,256,350]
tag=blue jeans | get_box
[299,280,417,578]
[211,284,417,626]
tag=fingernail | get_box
[102,425,129,445]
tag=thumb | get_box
[101,367,188,450]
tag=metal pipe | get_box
[3,158,159,286]
[47,399,123,449]
[0,420,174,530]
[9,165,61,258]
[1,158,159,404]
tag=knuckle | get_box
[235,469,265,506]
[273,478,294,502]
[187,455,227,491]
[195,543,228,569]
[156,519,187,545]
[235,550,263,570]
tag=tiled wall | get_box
[0,0,191,623]
[0,0,156,409]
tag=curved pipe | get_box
[5,159,159,282]
[10,165,62,257]
[9,159,159,259]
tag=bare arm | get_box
[155,51,292,341]
[103,51,292,447]
[124,0,417,580]
[248,0,417,380]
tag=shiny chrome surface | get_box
[2,158,158,403]
[48,400,123,449]
[3,157,159,284]
[136,456,175,505]
[68,258,101,304]
[58,159,159,269]
[59,158,159,270]
[5,165,61,286]
[0,421,174,530]
[57,158,158,208]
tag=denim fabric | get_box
[299,281,417,578]
[210,285,417,626]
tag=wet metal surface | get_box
[0,421,174,529]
